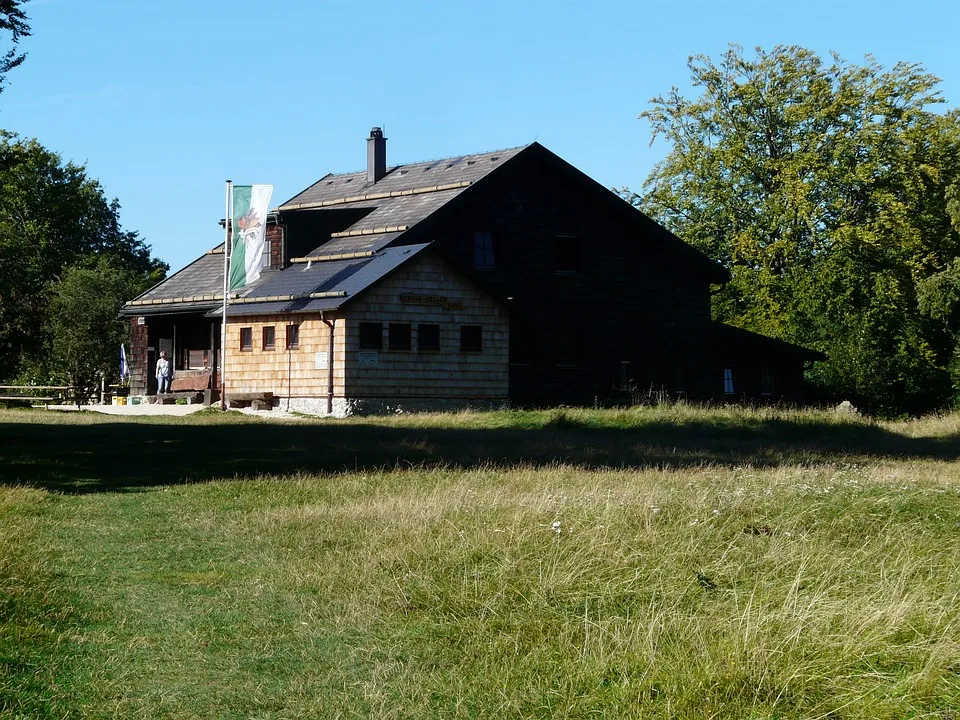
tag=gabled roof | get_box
[279,146,530,259]
[122,139,729,318]
[280,141,728,282]
[710,322,827,361]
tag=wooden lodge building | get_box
[120,128,824,415]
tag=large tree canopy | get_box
[630,45,960,415]
[0,132,167,383]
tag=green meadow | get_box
[2,405,960,718]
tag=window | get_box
[509,316,537,365]
[240,327,253,352]
[418,323,440,352]
[359,322,382,350]
[388,323,411,350]
[460,325,482,352]
[262,326,276,351]
[761,368,774,395]
[188,350,206,369]
[261,235,272,270]
[555,326,582,368]
[724,368,735,394]
[474,231,495,269]
[286,324,300,350]
[554,234,580,273]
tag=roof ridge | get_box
[319,143,532,178]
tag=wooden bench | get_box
[226,392,274,410]
[0,385,72,406]
[143,370,213,405]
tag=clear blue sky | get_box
[3,0,959,272]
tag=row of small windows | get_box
[360,322,483,353]
[238,323,483,353]
[240,324,298,352]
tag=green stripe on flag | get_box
[229,186,252,291]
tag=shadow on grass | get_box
[2,412,959,494]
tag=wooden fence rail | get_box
[0,385,80,405]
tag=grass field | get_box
[2,405,960,718]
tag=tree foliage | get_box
[0,132,167,382]
[47,258,147,398]
[0,0,29,94]
[630,45,960,414]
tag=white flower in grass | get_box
[552,520,562,534]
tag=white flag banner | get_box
[229,184,273,291]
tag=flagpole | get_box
[220,180,232,410]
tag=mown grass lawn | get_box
[2,405,960,718]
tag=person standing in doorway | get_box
[156,350,172,394]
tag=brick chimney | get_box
[367,127,387,183]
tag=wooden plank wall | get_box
[428,154,720,403]
[224,251,509,401]
[129,317,148,395]
[343,252,508,399]
[225,314,344,397]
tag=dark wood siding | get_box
[418,151,717,405]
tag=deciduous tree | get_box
[0,0,29,94]
[0,133,167,382]
[629,45,960,414]
[46,258,147,400]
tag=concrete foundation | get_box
[278,396,510,418]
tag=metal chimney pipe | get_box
[367,127,386,183]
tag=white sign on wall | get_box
[359,351,379,366]
[315,352,328,370]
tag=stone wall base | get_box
[278,396,510,418]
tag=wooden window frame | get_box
[388,323,412,351]
[240,327,253,352]
[724,368,735,394]
[262,325,276,351]
[286,324,300,350]
[417,323,440,352]
[761,367,774,396]
[359,322,382,351]
[553,234,581,274]
[554,327,583,369]
[261,236,272,271]
[474,231,496,269]
[460,325,483,353]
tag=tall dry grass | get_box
[2,407,960,717]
